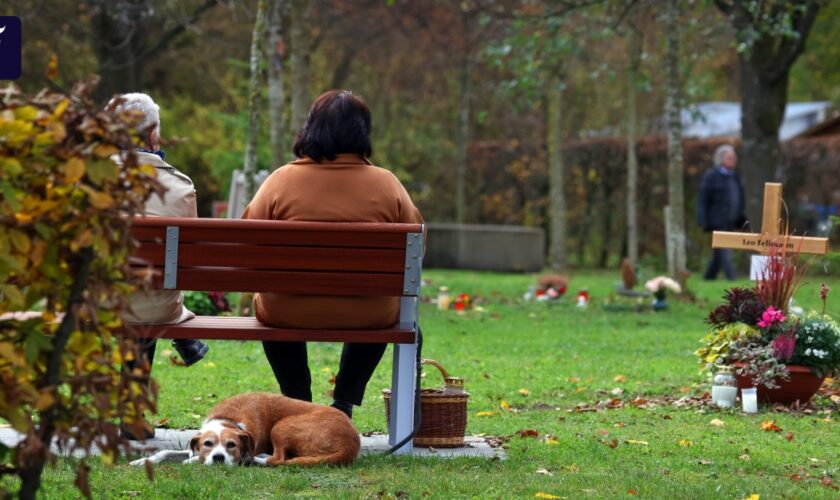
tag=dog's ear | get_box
[189,434,201,456]
[237,430,256,463]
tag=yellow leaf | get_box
[13,106,39,121]
[475,411,496,417]
[1,285,24,307]
[205,362,216,368]
[613,374,626,383]
[321,367,331,373]
[761,420,782,433]
[544,436,559,445]
[0,342,19,361]
[14,212,33,225]
[709,418,725,427]
[500,400,511,411]
[518,388,531,396]
[8,229,31,253]
[46,55,58,81]
[63,157,85,182]
[678,439,693,447]
[93,144,119,158]
[53,98,70,118]
[739,495,759,500]
[79,186,114,209]
[626,440,649,446]
[34,392,55,411]
[535,493,564,499]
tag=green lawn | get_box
[6,269,840,498]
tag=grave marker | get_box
[711,183,829,279]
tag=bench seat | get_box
[127,316,416,344]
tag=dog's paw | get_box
[129,458,148,467]
[253,455,269,466]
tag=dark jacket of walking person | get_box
[696,144,747,280]
[242,90,424,418]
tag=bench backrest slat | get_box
[131,217,424,297]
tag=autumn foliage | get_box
[0,79,161,498]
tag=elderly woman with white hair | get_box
[108,93,209,439]
[696,144,747,280]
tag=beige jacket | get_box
[124,151,197,325]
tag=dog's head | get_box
[189,419,255,466]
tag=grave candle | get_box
[712,386,738,408]
[742,387,758,413]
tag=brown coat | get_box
[242,154,424,329]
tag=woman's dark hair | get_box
[292,90,372,162]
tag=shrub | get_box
[0,79,159,498]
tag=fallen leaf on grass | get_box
[320,367,331,373]
[614,375,626,383]
[500,400,511,411]
[475,411,497,417]
[739,454,751,461]
[544,436,559,445]
[517,429,539,438]
[161,349,172,357]
[566,464,580,473]
[626,440,648,446]
[568,377,580,383]
[611,388,624,396]
[519,388,531,396]
[628,489,638,495]
[534,493,564,499]
[597,428,609,436]
[188,413,201,419]
[785,432,795,442]
[698,459,713,465]
[601,438,618,449]
[678,439,693,447]
[789,474,805,482]
[709,418,725,427]
[761,420,782,432]
[739,495,759,500]
[204,361,216,368]
[535,468,553,476]
[821,476,839,490]
[328,375,336,385]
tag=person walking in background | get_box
[108,93,210,439]
[242,90,424,419]
[697,144,747,280]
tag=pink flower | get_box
[757,306,785,329]
[772,334,796,361]
[821,283,830,301]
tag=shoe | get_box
[120,416,155,441]
[330,399,353,419]
[172,339,209,367]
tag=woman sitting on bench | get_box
[242,90,423,418]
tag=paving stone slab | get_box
[0,427,505,460]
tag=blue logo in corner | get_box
[0,16,22,80]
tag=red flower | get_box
[772,333,796,361]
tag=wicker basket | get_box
[383,359,469,448]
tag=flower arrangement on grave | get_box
[644,276,682,310]
[696,247,840,404]
[524,274,568,302]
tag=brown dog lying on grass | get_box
[130,392,360,467]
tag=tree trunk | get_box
[738,53,789,232]
[17,248,94,500]
[90,0,151,102]
[455,11,473,224]
[243,0,269,200]
[268,0,287,167]
[664,0,687,276]
[547,74,567,271]
[289,0,311,134]
[625,28,642,267]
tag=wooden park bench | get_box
[126,217,425,454]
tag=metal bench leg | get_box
[388,340,417,454]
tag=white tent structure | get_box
[681,101,832,140]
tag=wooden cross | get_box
[712,183,829,265]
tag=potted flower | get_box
[697,249,840,405]
[644,276,682,310]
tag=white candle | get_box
[742,388,758,413]
[712,386,738,408]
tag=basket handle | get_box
[421,359,450,381]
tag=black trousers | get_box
[704,248,736,280]
[262,341,387,406]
